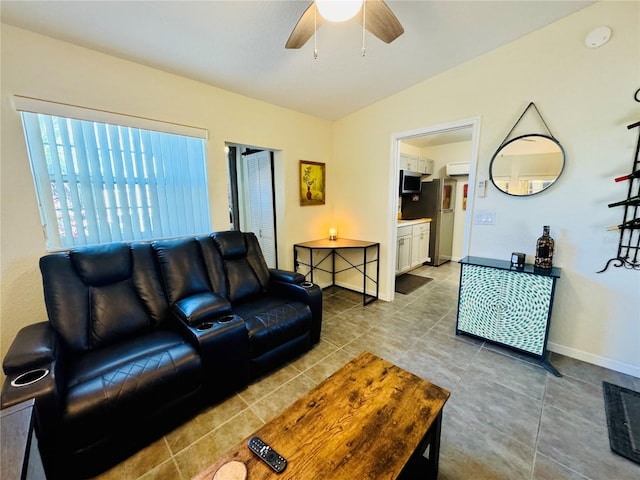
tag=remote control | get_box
[247,436,287,473]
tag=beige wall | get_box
[333,2,640,375]
[0,24,334,384]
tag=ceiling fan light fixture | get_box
[316,0,363,23]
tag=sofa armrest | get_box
[1,322,62,446]
[173,292,233,326]
[3,322,56,374]
[269,268,306,284]
[268,274,323,345]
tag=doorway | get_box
[389,117,481,300]
[226,144,278,268]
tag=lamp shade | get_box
[316,0,363,22]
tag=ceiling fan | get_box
[285,0,404,50]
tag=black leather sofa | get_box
[1,231,322,479]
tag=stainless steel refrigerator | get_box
[401,178,456,266]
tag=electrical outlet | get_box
[474,210,495,225]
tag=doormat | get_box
[603,381,640,464]
[394,274,432,295]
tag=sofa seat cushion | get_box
[233,298,311,358]
[63,330,201,449]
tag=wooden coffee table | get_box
[193,352,450,480]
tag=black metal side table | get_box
[294,238,380,306]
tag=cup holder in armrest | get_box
[11,368,50,388]
[301,281,314,288]
[217,315,234,323]
[197,315,235,330]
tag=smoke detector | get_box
[585,26,612,48]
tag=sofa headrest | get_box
[41,243,160,353]
[213,231,247,259]
[153,237,212,303]
[70,243,132,286]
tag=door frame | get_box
[387,116,481,301]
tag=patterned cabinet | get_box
[456,256,561,375]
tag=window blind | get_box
[20,111,211,249]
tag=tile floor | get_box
[95,261,640,480]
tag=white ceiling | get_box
[1,0,593,121]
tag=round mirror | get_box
[490,134,565,196]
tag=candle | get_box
[329,228,337,241]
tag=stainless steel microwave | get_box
[399,170,422,194]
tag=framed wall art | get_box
[463,183,468,210]
[300,160,325,206]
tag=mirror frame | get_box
[489,133,565,197]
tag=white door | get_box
[243,151,277,268]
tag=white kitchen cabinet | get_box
[411,222,430,267]
[396,225,413,274]
[399,153,419,172]
[397,221,431,274]
[419,157,434,175]
[400,153,434,175]
[400,155,433,175]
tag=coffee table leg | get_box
[397,410,443,480]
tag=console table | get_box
[456,256,561,376]
[293,238,380,305]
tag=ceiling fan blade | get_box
[286,3,322,49]
[362,0,404,44]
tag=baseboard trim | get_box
[548,342,640,377]
[334,280,363,294]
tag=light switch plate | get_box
[475,210,495,225]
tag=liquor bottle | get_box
[534,225,554,269]
[614,171,640,182]
[607,195,640,208]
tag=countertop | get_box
[397,218,431,226]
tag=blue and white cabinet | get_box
[456,256,561,376]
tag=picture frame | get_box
[299,160,325,206]
[463,183,468,210]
